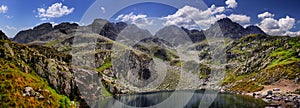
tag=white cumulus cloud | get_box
[227,14,250,24]
[258,12,275,19]
[278,16,295,31]
[116,12,153,28]
[258,15,299,36]
[161,5,250,29]
[0,5,8,13]
[225,0,238,8]
[216,14,250,24]
[37,3,74,20]
[162,5,226,29]
[284,31,300,36]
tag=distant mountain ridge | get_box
[12,18,266,44]
[13,22,78,43]
[181,18,266,43]
[205,18,266,39]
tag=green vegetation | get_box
[45,40,60,47]
[222,71,264,92]
[0,63,72,108]
[268,47,300,69]
[97,58,112,72]
[152,46,176,61]
[222,35,300,92]
[0,40,75,107]
[170,60,182,67]
[231,81,264,92]
[101,86,113,97]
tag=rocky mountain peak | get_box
[155,25,191,46]
[217,17,233,24]
[13,23,54,43]
[54,22,79,34]
[218,18,244,31]
[204,18,266,39]
[54,22,78,30]
[115,22,128,31]
[88,18,108,33]
[0,30,8,40]
[181,27,206,43]
[245,25,266,35]
[117,24,152,44]
[33,23,53,31]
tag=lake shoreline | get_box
[130,88,300,107]
[112,89,268,107]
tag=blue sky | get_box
[1,0,300,37]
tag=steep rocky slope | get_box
[223,34,300,92]
[186,34,300,92]
[0,33,77,107]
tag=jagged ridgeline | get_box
[1,17,299,107]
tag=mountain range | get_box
[12,18,266,44]
[1,18,299,107]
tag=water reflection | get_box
[91,90,267,108]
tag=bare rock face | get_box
[0,30,8,40]
[113,50,158,88]
[204,18,266,39]
[181,27,206,43]
[13,23,53,43]
[87,19,128,40]
[13,22,79,44]
[54,22,79,34]
[99,21,128,40]
[180,18,266,43]
[245,25,266,35]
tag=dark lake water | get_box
[92,90,267,108]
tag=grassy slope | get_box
[223,34,300,92]
[0,40,73,108]
[0,61,72,107]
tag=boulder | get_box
[267,90,273,95]
[295,77,300,84]
[24,87,34,96]
[38,95,45,100]
[273,88,280,91]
